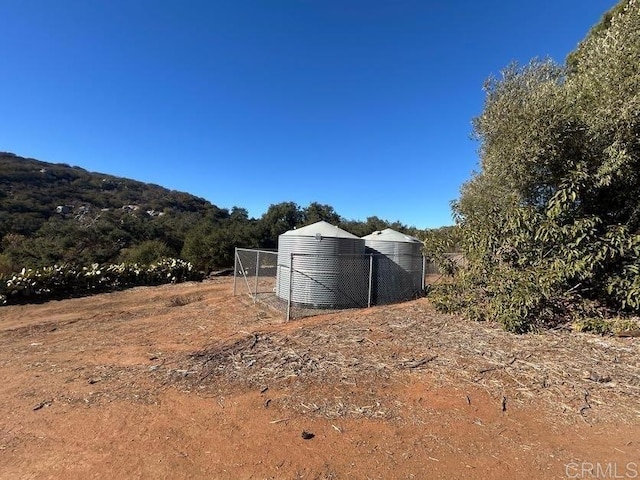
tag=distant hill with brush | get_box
[0,151,429,274]
[0,152,228,272]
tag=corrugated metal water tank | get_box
[276,221,368,308]
[362,228,424,304]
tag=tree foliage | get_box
[433,0,640,332]
[302,202,341,226]
[119,239,175,265]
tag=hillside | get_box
[0,152,430,274]
[0,152,222,235]
[0,152,228,272]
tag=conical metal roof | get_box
[362,228,422,243]
[281,220,359,239]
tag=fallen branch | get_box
[270,418,290,424]
[479,357,517,374]
[401,356,438,369]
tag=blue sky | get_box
[0,0,617,229]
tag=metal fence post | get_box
[233,247,238,296]
[254,250,260,303]
[367,254,373,308]
[286,252,293,321]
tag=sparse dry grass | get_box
[165,294,204,307]
[160,299,640,424]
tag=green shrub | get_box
[0,258,203,306]
[119,240,174,265]
[440,1,640,333]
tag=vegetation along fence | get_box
[424,253,467,275]
[234,247,426,321]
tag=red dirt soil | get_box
[0,278,638,479]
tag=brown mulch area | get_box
[160,298,640,424]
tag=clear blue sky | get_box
[0,0,617,229]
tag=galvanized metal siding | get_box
[364,239,423,304]
[276,235,368,308]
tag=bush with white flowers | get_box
[0,258,201,306]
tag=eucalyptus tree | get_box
[438,0,640,332]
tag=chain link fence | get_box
[234,248,426,321]
[233,248,278,300]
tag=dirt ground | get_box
[0,278,638,480]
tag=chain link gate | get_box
[233,248,278,302]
